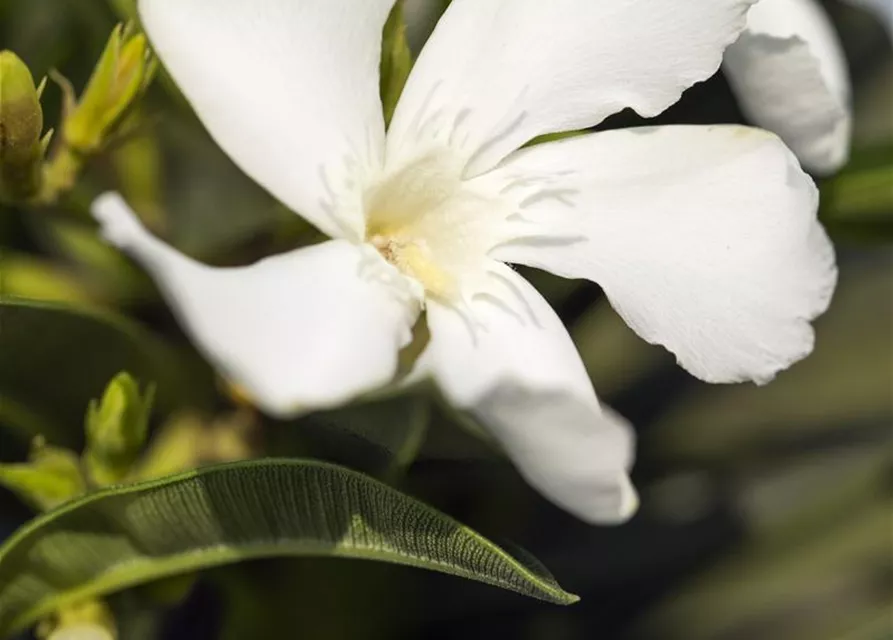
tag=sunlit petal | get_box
[416,267,638,524]
[139,0,397,239]
[93,193,422,417]
[388,0,755,174]
[487,126,837,385]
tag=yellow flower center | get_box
[363,149,508,302]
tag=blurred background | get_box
[0,1,891,639]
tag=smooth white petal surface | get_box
[387,0,755,175]
[724,0,852,175]
[93,194,421,418]
[138,0,397,239]
[488,126,837,385]
[416,266,637,524]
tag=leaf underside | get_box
[0,459,577,635]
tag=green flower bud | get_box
[0,50,45,200]
[84,372,155,486]
[64,24,156,153]
[0,437,85,512]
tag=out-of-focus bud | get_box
[0,437,85,511]
[63,24,156,153]
[38,600,118,640]
[84,372,155,486]
[0,51,47,201]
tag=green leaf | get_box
[0,299,215,446]
[0,459,577,635]
[380,1,413,126]
[0,254,97,305]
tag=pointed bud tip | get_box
[0,50,41,111]
[84,372,155,484]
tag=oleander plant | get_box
[0,1,890,639]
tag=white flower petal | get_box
[416,266,637,524]
[724,0,852,175]
[92,193,421,418]
[138,0,397,239]
[487,125,837,385]
[387,0,755,175]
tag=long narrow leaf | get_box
[0,458,577,635]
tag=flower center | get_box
[368,232,454,299]
[363,149,509,302]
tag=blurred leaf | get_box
[736,445,891,540]
[821,143,893,241]
[0,254,97,305]
[0,459,578,635]
[852,60,892,144]
[292,387,431,479]
[217,558,409,640]
[833,609,893,640]
[33,217,155,305]
[522,267,584,308]
[572,301,670,397]
[653,258,893,461]
[0,299,215,446]
[380,1,413,126]
[403,0,450,53]
[109,121,167,233]
[106,0,137,22]
[643,499,891,640]
[0,396,57,449]
[159,113,289,260]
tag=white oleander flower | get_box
[92,0,837,525]
[724,0,854,175]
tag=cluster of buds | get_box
[0,372,155,511]
[0,23,155,204]
[60,23,156,155]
